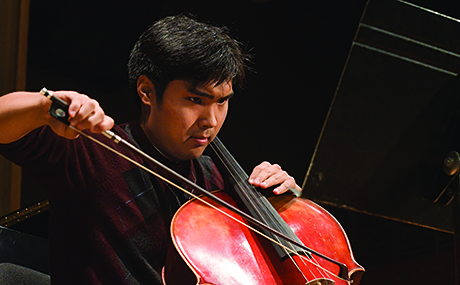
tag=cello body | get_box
[163,191,364,285]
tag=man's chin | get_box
[174,148,206,162]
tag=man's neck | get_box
[138,119,180,164]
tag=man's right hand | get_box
[0,90,114,144]
[46,91,114,139]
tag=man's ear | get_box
[137,75,156,105]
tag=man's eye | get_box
[189,97,202,104]
[217,97,230,105]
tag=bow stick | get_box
[40,87,351,282]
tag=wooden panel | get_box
[0,0,29,216]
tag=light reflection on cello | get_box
[163,137,364,285]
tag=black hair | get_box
[128,14,250,103]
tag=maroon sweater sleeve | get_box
[0,123,224,284]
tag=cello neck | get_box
[208,137,311,260]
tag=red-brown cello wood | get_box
[163,138,364,285]
[163,191,364,285]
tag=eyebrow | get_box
[188,87,235,100]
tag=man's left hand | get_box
[248,161,302,196]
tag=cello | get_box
[163,137,364,285]
[41,88,364,285]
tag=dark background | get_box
[19,0,460,283]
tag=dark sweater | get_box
[0,120,224,284]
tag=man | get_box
[0,15,301,284]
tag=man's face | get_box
[144,79,233,161]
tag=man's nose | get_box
[198,106,218,129]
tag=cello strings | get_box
[71,126,349,283]
[210,140,334,283]
[172,139,341,283]
[209,141,310,282]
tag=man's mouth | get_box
[190,136,210,145]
